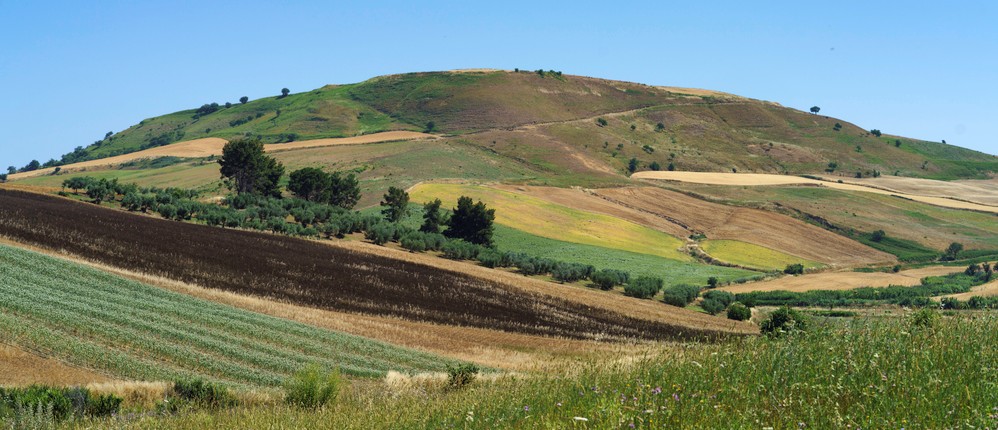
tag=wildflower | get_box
[629,423,635,428]
[556,402,562,407]
[523,405,530,412]
[673,393,680,402]
[651,386,662,395]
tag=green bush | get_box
[446,363,480,389]
[400,232,427,252]
[727,302,751,321]
[591,269,629,290]
[551,262,594,283]
[285,364,341,409]
[442,239,482,260]
[661,283,700,306]
[783,263,805,275]
[172,379,235,409]
[909,308,940,330]
[701,298,725,315]
[624,276,663,299]
[365,223,395,245]
[760,306,808,336]
[703,290,735,307]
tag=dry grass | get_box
[942,277,998,300]
[632,171,998,213]
[8,131,434,180]
[842,175,998,206]
[720,265,964,294]
[594,186,893,267]
[0,344,109,387]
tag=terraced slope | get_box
[0,243,454,387]
[0,189,752,340]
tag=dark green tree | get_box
[239,96,249,104]
[649,161,662,171]
[327,172,361,209]
[655,122,665,131]
[870,230,886,242]
[0,173,7,182]
[424,121,435,133]
[281,88,290,97]
[627,158,639,173]
[870,129,882,137]
[22,160,41,172]
[218,139,285,197]
[810,106,820,115]
[727,302,751,321]
[381,187,410,222]
[420,199,445,233]
[6,166,15,175]
[288,167,331,202]
[943,242,963,261]
[444,196,495,246]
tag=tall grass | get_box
[97,313,998,429]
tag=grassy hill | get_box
[45,70,995,182]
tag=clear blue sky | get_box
[2,1,996,168]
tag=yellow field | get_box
[408,183,691,261]
[632,171,998,214]
[700,240,822,271]
[721,265,964,294]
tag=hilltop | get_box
[29,69,996,184]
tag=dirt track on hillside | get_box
[8,131,434,180]
[632,172,998,213]
[720,266,964,293]
[588,186,894,266]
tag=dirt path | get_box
[632,172,998,214]
[720,266,964,294]
[8,131,435,180]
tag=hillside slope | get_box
[37,70,995,182]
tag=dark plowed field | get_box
[0,189,728,341]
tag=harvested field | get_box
[720,266,964,294]
[409,183,691,261]
[841,175,998,206]
[593,187,893,266]
[0,189,747,341]
[700,240,822,271]
[0,243,453,386]
[0,344,109,387]
[943,278,998,301]
[632,171,998,213]
[8,131,433,180]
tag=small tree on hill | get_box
[381,187,410,222]
[810,106,820,115]
[655,122,665,131]
[870,129,882,137]
[784,263,805,275]
[596,118,608,127]
[288,167,331,202]
[627,158,639,173]
[22,160,40,172]
[943,242,963,261]
[281,88,290,97]
[0,173,7,183]
[727,302,751,321]
[6,166,15,175]
[444,196,495,246]
[870,230,886,242]
[240,96,249,104]
[328,172,361,209]
[424,121,435,133]
[420,199,445,233]
[218,139,285,197]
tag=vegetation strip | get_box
[0,243,456,386]
[0,189,734,340]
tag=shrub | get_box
[446,363,480,389]
[784,263,805,275]
[703,290,735,307]
[442,239,482,260]
[870,230,886,242]
[551,262,594,283]
[707,276,719,288]
[285,364,341,409]
[727,302,751,321]
[624,276,664,299]
[760,306,808,336]
[172,379,235,409]
[909,308,940,330]
[591,269,629,290]
[399,232,427,252]
[701,299,725,315]
[365,223,395,245]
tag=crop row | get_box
[0,189,730,340]
[0,244,454,386]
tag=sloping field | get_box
[593,187,893,266]
[632,171,998,213]
[842,176,998,206]
[700,240,822,271]
[0,344,110,387]
[408,183,692,262]
[720,266,964,294]
[943,278,998,300]
[0,243,453,386]
[0,189,747,340]
[8,131,433,180]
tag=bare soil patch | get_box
[721,266,964,294]
[0,344,109,386]
[593,187,893,267]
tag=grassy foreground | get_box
[0,244,453,386]
[72,313,998,429]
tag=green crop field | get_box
[0,244,454,387]
[701,240,823,271]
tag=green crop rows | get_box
[0,244,453,387]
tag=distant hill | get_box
[39,69,997,181]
